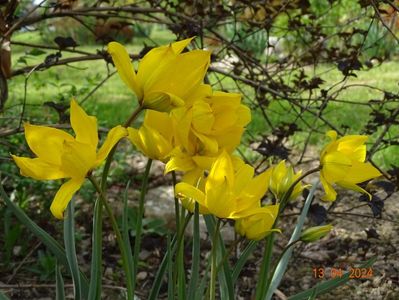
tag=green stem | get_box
[132,159,152,293]
[89,176,134,300]
[210,218,221,300]
[255,232,275,300]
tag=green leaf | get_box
[63,200,81,300]
[55,262,65,300]
[0,289,10,300]
[0,178,89,299]
[122,182,135,298]
[265,181,319,300]
[232,240,257,282]
[88,196,103,300]
[288,256,377,300]
[204,215,234,300]
[187,203,200,299]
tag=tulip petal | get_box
[336,180,372,199]
[96,125,128,165]
[108,42,142,99]
[24,123,73,165]
[12,156,66,180]
[320,172,337,201]
[165,154,196,173]
[344,161,382,183]
[171,37,195,54]
[175,182,206,207]
[60,141,96,178]
[143,50,210,100]
[70,99,98,147]
[321,151,352,182]
[50,177,85,219]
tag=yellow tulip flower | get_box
[172,90,251,156]
[108,38,211,111]
[127,110,174,161]
[320,130,382,201]
[235,205,279,240]
[175,151,272,219]
[269,160,307,201]
[12,99,128,219]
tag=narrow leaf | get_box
[55,262,65,300]
[88,196,103,300]
[0,178,89,298]
[64,200,82,300]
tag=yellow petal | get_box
[321,151,352,182]
[164,151,196,173]
[193,130,218,154]
[50,178,85,219]
[245,167,273,202]
[235,205,279,240]
[143,50,210,100]
[24,123,73,165]
[192,101,214,133]
[214,126,244,152]
[170,37,195,54]
[96,125,128,165]
[233,163,254,196]
[320,172,337,201]
[344,161,382,183]
[175,182,206,207]
[70,99,98,147]
[335,180,372,199]
[143,91,185,111]
[207,151,234,188]
[60,140,96,178]
[108,42,142,100]
[12,156,66,180]
[128,126,172,161]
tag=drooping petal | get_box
[60,140,96,178]
[108,42,142,100]
[336,180,372,199]
[50,177,85,219]
[12,156,66,180]
[24,123,73,165]
[320,172,337,201]
[70,99,98,148]
[96,125,128,165]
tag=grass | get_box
[5,29,399,170]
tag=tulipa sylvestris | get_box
[319,130,381,201]
[12,99,128,219]
[108,38,211,112]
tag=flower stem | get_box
[132,158,152,293]
[89,176,134,300]
[256,166,321,300]
[210,218,221,300]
